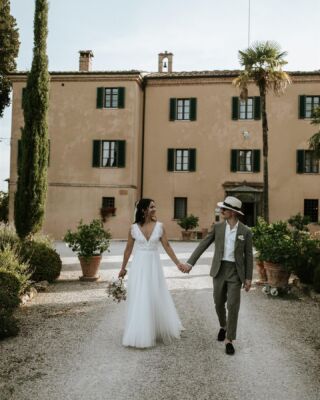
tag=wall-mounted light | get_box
[242,130,250,140]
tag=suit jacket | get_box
[187,221,253,283]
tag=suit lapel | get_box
[235,222,245,251]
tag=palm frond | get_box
[308,132,320,159]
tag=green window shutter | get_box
[253,150,260,172]
[167,149,174,171]
[169,98,176,121]
[232,97,239,120]
[299,96,306,119]
[96,87,104,108]
[22,87,26,109]
[117,140,126,167]
[118,87,125,108]
[92,140,101,167]
[190,98,197,121]
[297,150,305,173]
[254,97,261,120]
[231,149,238,172]
[189,149,196,171]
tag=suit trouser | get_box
[213,261,242,340]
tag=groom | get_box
[181,196,253,355]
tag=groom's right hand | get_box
[178,263,192,273]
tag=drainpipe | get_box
[140,78,146,199]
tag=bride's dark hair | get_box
[135,198,154,225]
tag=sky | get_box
[0,0,320,191]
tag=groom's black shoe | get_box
[217,328,226,341]
[225,342,235,355]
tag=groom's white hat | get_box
[217,196,244,216]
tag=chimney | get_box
[79,50,94,72]
[158,51,173,73]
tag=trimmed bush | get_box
[313,264,320,293]
[0,270,21,340]
[0,270,21,310]
[20,241,62,283]
[0,311,19,339]
[0,247,30,294]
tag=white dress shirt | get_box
[222,221,239,262]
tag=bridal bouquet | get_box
[106,278,127,303]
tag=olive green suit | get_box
[187,221,253,340]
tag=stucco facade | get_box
[8,53,320,239]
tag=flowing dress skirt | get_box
[122,248,184,348]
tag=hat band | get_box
[223,201,241,211]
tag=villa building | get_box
[8,51,320,238]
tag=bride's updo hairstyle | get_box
[135,198,154,225]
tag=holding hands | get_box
[177,262,192,274]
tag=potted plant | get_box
[251,217,268,284]
[258,220,295,288]
[177,214,199,241]
[100,207,117,222]
[64,219,111,281]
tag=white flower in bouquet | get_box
[106,278,127,303]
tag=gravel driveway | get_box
[1,241,320,400]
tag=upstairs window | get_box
[170,98,197,121]
[232,97,261,120]
[231,149,261,172]
[92,140,126,168]
[296,150,319,173]
[96,87,125,109]
[167,149,196,172]
[299,95,320,119]
[174,197,187,219]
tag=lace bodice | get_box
[131,221,163,251]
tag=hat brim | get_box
[217,202,244,216]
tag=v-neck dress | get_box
[122,221,184,348]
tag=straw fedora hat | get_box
[217,196,244,216]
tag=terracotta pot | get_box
[181,231,192,241]
[256,260,267,284]
[264,261,290,287]
[79,255,102,281]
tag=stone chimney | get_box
[158,51,173,73]
[79,50,94,72]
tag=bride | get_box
[118,198,184,348]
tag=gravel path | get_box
[1,242,320,400]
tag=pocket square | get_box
[238,235,245,241]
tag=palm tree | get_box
[309,106,320,159]
[233,41,291,222]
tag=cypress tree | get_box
[0,0,20,117]
[14,0,49,238]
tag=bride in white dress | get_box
[118,198,184,348]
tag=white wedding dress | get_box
[122,221,184,348]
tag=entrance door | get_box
[241,202,255,226]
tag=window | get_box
[96,87,125,109]
[232,97,261,120]
[304,199,319,223]
[169,98,197,121]
[167,149,196,172]
[299,95,320,119]
[174,198,187,219]
[92,140,126,168]
[231,150,260,172]
[296,150,319,173]
[102,197,115,208]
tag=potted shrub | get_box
[100,207,117,222]
[258,220,295,287]
[64,219,111,281]
[177,214,199,241]
[251,217,268,284]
